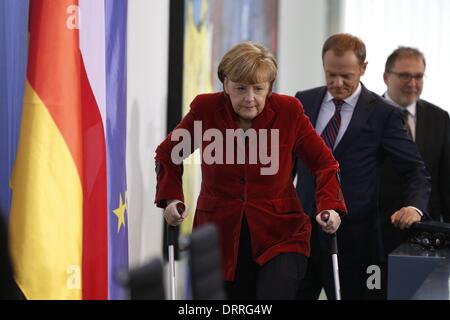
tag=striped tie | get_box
[402,108,413,139]
[321,99,344,150]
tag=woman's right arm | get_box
[154,108,198,209]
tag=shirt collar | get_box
[325,82,362,108]
[384,92,417,117]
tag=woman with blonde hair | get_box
[155,42,347,299]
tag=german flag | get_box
[9,0,109,300]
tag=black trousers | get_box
[225,215,307,300]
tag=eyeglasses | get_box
[388,71,425,82]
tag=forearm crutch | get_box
[321,211,341,300]
[167,202,185,300]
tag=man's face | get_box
[384,57,425,107]
[323,50,367,100]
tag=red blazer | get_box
[155,92,347,281]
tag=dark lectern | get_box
[388,221,450,300]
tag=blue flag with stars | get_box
[105,0,128,300]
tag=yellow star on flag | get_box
[113,193,126,233]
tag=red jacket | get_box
[155,92,347,281]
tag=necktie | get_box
[402,108,413,139]
[321,99,344,150]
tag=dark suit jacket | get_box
[155,92,347,281]
[295,85,431,266]
[379,98,450,254]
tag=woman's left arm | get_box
[292,100,347,217]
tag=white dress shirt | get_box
[315,83,362,150]
[384,92,417,141]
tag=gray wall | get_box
[278,0,329,95]
[127,0,169,267]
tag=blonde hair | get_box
[217,42,277,85]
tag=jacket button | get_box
[240,195,246,201]
[239,177,246,184]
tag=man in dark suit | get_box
[295,34,431,300]
[378,47,450,298]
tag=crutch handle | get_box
[320,211,330,222]
[176,202,186,215]
[320,211,338,252]
[167,202,185,245]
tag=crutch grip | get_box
[167,225,177,246]
[320,211,338,254]
[320,211,330,222]
[329,233,338,254]
[167,202,185,246]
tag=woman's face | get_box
[224,78,270,122]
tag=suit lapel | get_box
[415,100,427,155]
[307,87,327,126]
[333,85,375,158]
